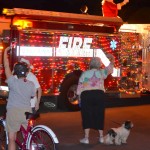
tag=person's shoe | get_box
[99,136,104,143]
[80,138,89,144]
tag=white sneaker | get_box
[99,136,104,143]
[80,138,89,144]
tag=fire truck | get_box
[0,8,123,111]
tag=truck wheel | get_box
[58,75,80,111]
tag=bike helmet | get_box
[13,62,29,78]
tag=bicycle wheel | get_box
[0,121,8,150]
[27,126,59,150]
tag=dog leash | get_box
[110,120,121,125]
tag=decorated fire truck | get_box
[0,8,123,111]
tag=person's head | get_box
[89,57,101,69]
[13,62,29,78]
[80,5,88,14]
[20,58,34,70]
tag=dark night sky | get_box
[0,0,150,23]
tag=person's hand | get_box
[78,96,81,108]
[107,53,115,63]
[123,0,129,4]
[35,102,40,111]
[5,46,11,52]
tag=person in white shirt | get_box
[20,58,42,113]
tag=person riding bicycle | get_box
[3,46,36,150]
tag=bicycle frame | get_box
[1,112,59,150]
[0,114,36,150]
[15,120,33,149]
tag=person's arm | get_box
[37,87,42,104]
[3,46,12,79]
[122,0,129,6]
[35,87,42,111]
[77,73,85,107]
[77,72,85,96]
[117,0,129,10]
[105,54,115,75]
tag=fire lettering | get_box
[58,36,92,49]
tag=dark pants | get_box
[80,90,106,130]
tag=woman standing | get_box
[77,55,114,144]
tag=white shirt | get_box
[27,72,40,89]
[26,72,41,107]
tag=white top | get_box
[27,72,40,89]
[26,72,41,107]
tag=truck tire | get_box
[58,75,80,111]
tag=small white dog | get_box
[103,129,117,145]
[104,120,133,145]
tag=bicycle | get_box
[0,111,59,150]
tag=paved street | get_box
[0,99,150,150]
[36,105,150,150]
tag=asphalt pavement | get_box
[0,100,150,150]
[36,105,150,150]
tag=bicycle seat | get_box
[25,112,40,120]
